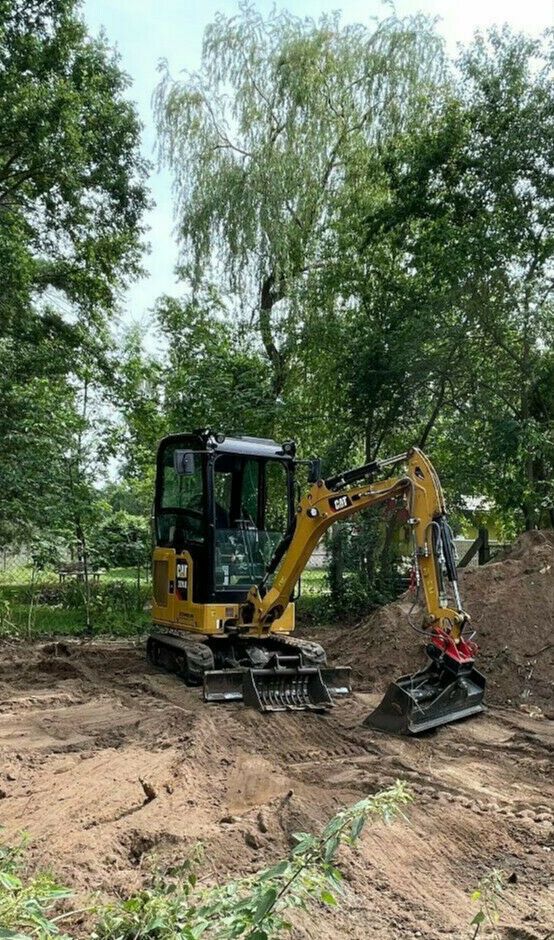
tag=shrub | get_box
[1,783,413,939]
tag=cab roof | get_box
[159,431,296,460]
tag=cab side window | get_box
[158,445,205,545]
[264,459,289,535]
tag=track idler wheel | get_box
[147,633,214,686]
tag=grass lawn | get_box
[0,565,329,639]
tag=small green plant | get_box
[0,834,73,938]
[0,598,18,638]
[469,869,507,938]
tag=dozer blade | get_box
[203,655,351,712]
[364,661,486,735]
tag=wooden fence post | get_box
[478,527,490,565]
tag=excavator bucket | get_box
[364,660,486,734]
[204,654,352,712]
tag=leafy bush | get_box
[88,511,150,570]
[326,512,405,617]
[1,784,413,939]
[0,836,72,939]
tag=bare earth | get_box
[0,637,552,939]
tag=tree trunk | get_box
[364,412,374,462]
[260,273,287,397]
[76,518,92,634]
[520,310,536,531]
[419,373,447,450]
[328,526,345,600]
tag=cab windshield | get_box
[213,455,290,590]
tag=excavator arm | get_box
[242,448,460,633]
[238,446,485,732]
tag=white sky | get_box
[82,0,554,338]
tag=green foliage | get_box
[470,869,507,938]
[0,578,151,639]
[325,512,405,616]
[147,6,553,630]
[355,27,554,529]
[0,0,148,322]
[0,0,148,561]
[156,295,277,441]
[0,835,72,939]
[92,781,413,939]
[0,785,412,940]
[89,510,150,570]
[0,793,520,940]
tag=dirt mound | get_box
[0,636,553,937]
[321,530,554,709]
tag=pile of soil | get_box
[320,530,554,710]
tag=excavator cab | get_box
[153,430,295,612]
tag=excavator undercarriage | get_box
[147,631,352,711]
[149,430,486,733]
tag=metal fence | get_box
[0,544,152,638]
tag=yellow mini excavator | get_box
[149,429,485,733]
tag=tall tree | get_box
[154,6,445,399]
[353,28,554,528]
[0,0,149,547]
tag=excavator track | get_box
[147,633,214,685]
[147,632,351,712]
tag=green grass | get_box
[0,566,329,640]
[0,576,151,640]
[0,602,150,639]
[300,568,329,596]
[0,564,57,587]
[102,566,151,583]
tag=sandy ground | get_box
[0,638,552,939]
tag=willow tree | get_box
[154,6,445,397]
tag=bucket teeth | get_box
[203,655,351,712]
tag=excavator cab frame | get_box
[154,430,297,609]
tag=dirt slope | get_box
[0,638,552,939]
[320,530,554,710]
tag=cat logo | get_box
[330,495,351,512]
[176,559,188,594]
